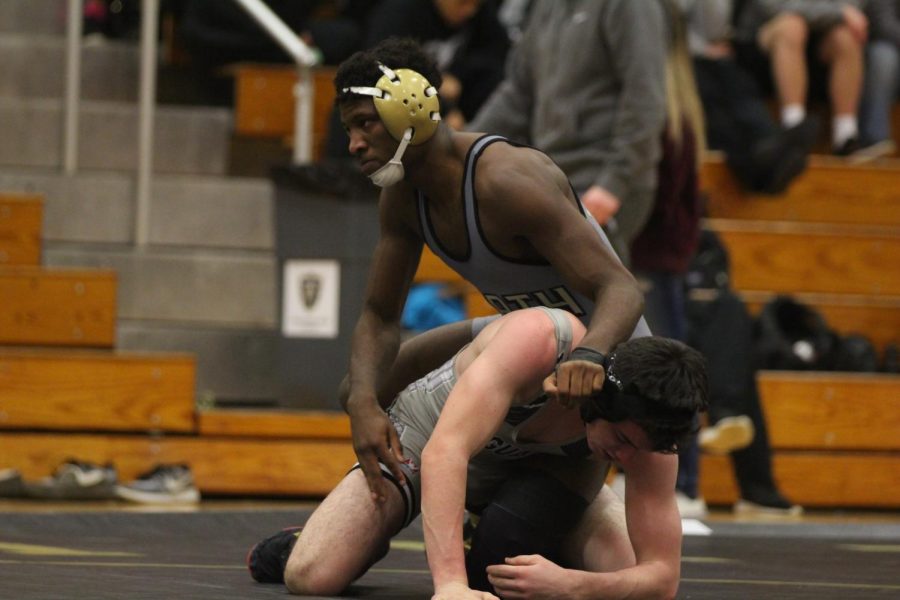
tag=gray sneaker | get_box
[116,464,200,505]
[0,468,25,497]
[24,460,118,500]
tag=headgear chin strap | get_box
[344,63,441,187]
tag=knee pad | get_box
[465,469,589,592]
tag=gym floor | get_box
[1,499,899,599]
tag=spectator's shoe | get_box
[247,526,303,583]
[844,139,897,164]
[24,460,117,500]
[116,464,200,505]
[734,490,803,518]
[833,137,863,158]
[0,468,24,497]
[675,491,709,519]
[784,116,821,153]
[699,415,755,455]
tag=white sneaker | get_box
[116,464,200,505]
[699,415,755,455]
[846,139,897,164]
[734,499,803,518]
[675,491,709,519]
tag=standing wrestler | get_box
[251,307,708,598]
[335,37,651,506]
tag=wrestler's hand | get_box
[432,581,499,600]
[543,358,605,409]
[347,396,405,502]
[486,555,571,600]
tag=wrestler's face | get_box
[340,99,396,176]
[585,419,651,465]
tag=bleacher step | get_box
[0,348,196,432]
[702,154,900,221]
[0,432,354,497]
[759,371,900,450]
[701,452,900,508]
[0,97,231,175]
[0,168,275,250]
[0,266,116,346]
[0,192,42,265]
[708,218,900,296]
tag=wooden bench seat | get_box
[198,408,350,439]
[701,371,900,508]
[701,452,900,508]
[758,371,900,450]
[0,266,117,347]
[0,193,42,266]
[702,155,900,222]
[708,219,900,296]
[0,432,354,497]
[0,349,196,433]
[231,64,337,161]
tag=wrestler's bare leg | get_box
[284,469,406,595]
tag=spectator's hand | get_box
[841,4,868,43]
[543,358,605,409]
[580,185,621,225]
[703,41,734,59]
[432,581,499,600]
[440,73,463,104]
[486,554,572,600]
[445,108,467,131]
[347,397,405,502]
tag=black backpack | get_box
[754,295,840,371]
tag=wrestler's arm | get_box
[476,148,644,401]
[486,451,682,600]
[420,310,561,597]
[344,183,424,500]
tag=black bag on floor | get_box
[754,295,840,370]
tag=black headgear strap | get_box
[579,353,693,424]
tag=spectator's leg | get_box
[818,24,864,150]
[758,13,810,126]
[860,40,900,145]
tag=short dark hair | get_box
[582,337,709,453]
[334,37,443,104]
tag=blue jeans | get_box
[860,40,900,144]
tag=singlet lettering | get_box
[484,437,534,459]
[484,286,586,316]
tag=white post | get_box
[231,0,319,165]
[135,0,159,248]
[63,0,84,175]
[294,68,314,163]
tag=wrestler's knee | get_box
[283,536,390,596]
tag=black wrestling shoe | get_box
[247,526,303,583]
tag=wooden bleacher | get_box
[0,191,358,497]
[231,64,337,162]
[2,152,898,506]
[409,156,900,509]
[695,155,900,508]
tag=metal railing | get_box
[62,0,319,248]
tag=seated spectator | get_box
[735,0,869,157]
[364,0,510,129]
[860,0,900,158]
[180,0,371,68]
[684,0,818,193]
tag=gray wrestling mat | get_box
[1,505,899,599]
